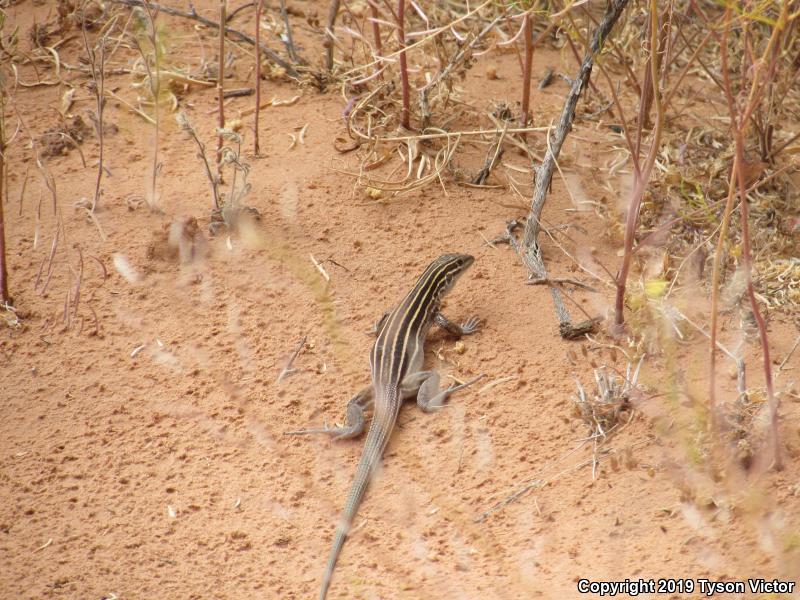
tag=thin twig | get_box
[254,0,263,155]
[778,336,800,372]
[310,254,330,282]
[277,335,307,383]
[72,246,84,322]
[277,0,300,63]
[0,86,7,304]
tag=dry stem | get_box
[325,0,340,71]
[134,0,161,210]
[253,0,263,155]
[217,0,227,170]
[519,12,534,135]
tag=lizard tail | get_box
[319,526,346,600]
[319,393,400,600]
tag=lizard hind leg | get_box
[411,371,485,413]
[284,387,374,440]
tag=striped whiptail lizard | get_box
[289,253,483,599]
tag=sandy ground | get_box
[2,2,799,599]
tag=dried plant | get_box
[573,359,643,442]
[212,131,255,233]
[175,112,220,211]
[80,1,110,213]
[176,113,255,234]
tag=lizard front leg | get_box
[435,313,481,337]
[285,386,374,440]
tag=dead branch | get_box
[519,0,630,338]
[133,0,162,211]
[419,15,502,128]
[110,0,299,78]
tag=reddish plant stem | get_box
[397,0,410,129]
[733,128,780,469]
[368,0,382,54]
[715,3,788,469]
[634,6,670,154]
[368,0,382,75]
[613,0,665,329]
[254,0,263,155]
[634,27,654,145]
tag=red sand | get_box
[2,2,799,599]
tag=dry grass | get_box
[572,358,643,442]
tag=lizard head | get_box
[429,253,475,297]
